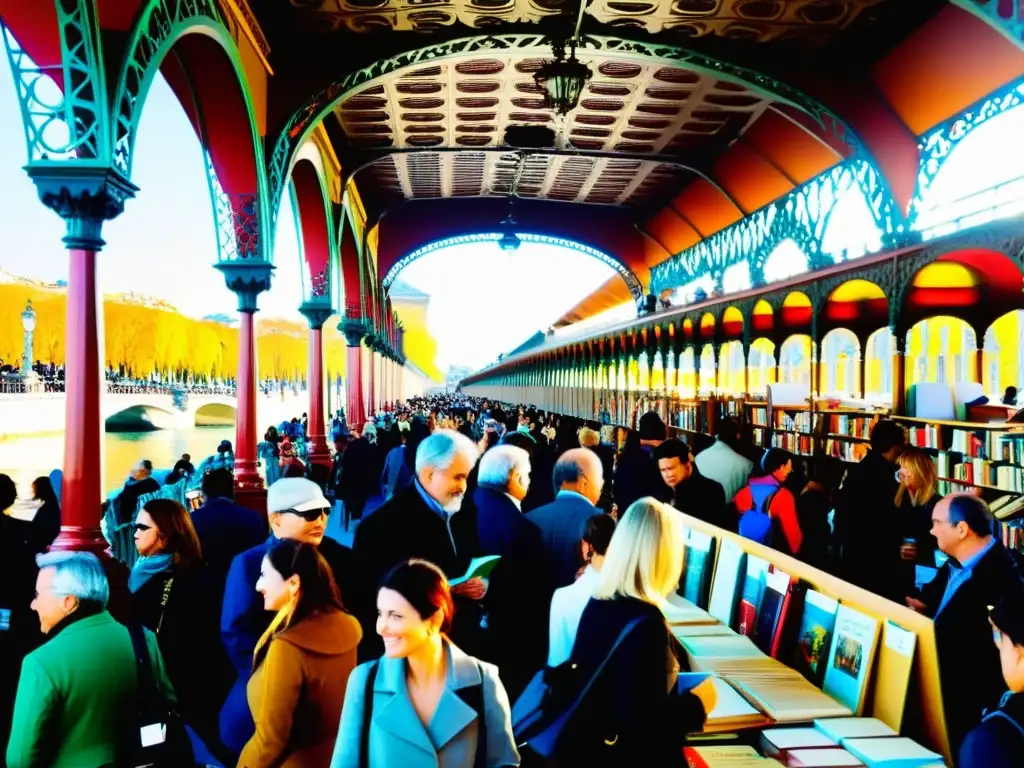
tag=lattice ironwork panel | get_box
[287,0,882,41]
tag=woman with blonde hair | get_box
[239,539,362,767]
[894,446,940,593]
[562,497,716,766]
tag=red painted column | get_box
[27,169,137,558]
[343,321,368,431]
[307,327,330,466]
[300,303,332,468]
[368,346,377,416]
[233,311,265,510]
[51,245,107,554]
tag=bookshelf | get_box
[676,511,953,765]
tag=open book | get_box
[449,555,501,587]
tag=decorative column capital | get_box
[341,318,367,348]
[216,261,274,313]
[28,163,138,251]
[298,300,334,330]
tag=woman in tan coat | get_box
[238,539,362,768]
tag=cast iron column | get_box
[30,166,136,554]
[299,302,333,468]
[343,320,368,431]
[216,262,273,514]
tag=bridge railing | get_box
[0,379,238,397]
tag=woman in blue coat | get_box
[959,584,1024,767]
[332,559,519,768]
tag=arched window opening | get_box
[718,341,746,395]
[699,344,716,394]
[865,328,894,402]
[722,261,752,295]
[986,310,1024,399]
[905,317,977,391]
[820,329,861,397]
[762,240,809,285]
[747,338,777,395]
[677,347,697,399]
[821,184,884,263]
[778,335,811,389]
[915,99,1024,239]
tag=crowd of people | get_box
[1,394,1024,767]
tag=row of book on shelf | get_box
[669,528,945,767]
[623,391,1024,521]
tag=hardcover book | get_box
[822,606,881,717]
[794,590,840,687]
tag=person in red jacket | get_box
[734,449,803,555]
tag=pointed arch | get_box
[111,1,266,258]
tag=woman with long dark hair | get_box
[239,539,362,767]
[130,498,230,763]
[29,476,60,552]
[332,559,519,768]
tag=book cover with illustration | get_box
[822,605,880,716]
[794,590,840,687]
[708,539,746,627]
[735,554,771,636]
[682,530,717,609]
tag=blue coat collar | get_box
[371,641,482,755]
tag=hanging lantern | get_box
[534,40,592,116]
[497,210,521,252]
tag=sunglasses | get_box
[280,506,330,522]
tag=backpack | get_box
[359,658,486,768]
[511,616,650,765]
[739,479,780,547]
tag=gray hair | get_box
[478,445,531,490]
[553,447,603,489]
[415,429,479,475]
[35,551,109,608]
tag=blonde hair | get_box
[593,497,686,606]
[895,446,938,507]
[577,427,599,447]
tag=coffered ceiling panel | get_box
[338,49,772,208]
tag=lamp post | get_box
[20,300,36,374]
[17,300,42,393]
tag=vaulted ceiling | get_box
[246,0,1024,325]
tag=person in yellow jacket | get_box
[238,538,362,768]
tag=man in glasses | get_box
[906,493,1023,755]
[218,478,356,761]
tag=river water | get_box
[0,426,235,498]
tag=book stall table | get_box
[669,512,953,767]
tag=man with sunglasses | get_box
[218,478,356,760]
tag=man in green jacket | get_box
[6,551,176,768]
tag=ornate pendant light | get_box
[534,39,592,117]
[497,202,521,252]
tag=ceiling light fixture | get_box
[534,38,592,117]
[497,202,521,252]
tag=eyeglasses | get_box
[133,523,152,533]
[280,506,330,522]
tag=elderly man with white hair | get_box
[472,444,550,699]
[353,428,487,659]
[7,552,177,768]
